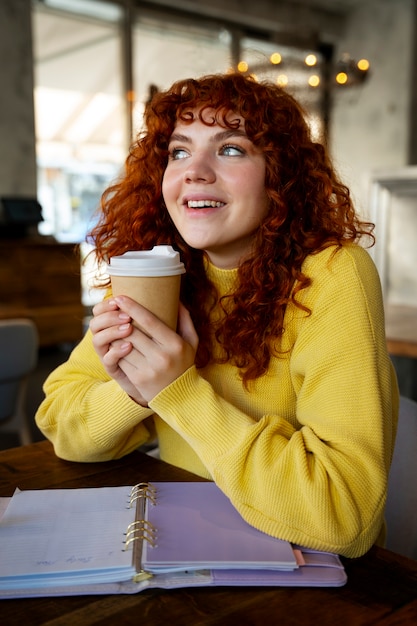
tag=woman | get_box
[36,72,398,558]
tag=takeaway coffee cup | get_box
[107,245,185,331]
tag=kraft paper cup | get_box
[107,246,185,331]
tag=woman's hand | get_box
[90,296,198,406]
[90,297,147,403]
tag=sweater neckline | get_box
[205,259,239,293]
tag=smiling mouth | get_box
[187,200,225,208]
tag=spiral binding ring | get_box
[123,520,158,550]
[127,482,157,508]
[125,519,157,541]
[123,483,158,553]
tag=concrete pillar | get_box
[0,0,37,197]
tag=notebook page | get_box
[143,482,297,572]
[0,487,136,588]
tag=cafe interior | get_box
[1,0,416,443]
[1,2,417,620]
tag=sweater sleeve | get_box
[35,328,155,462]
[149,246,399,557]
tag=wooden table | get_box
[1,440,417,625]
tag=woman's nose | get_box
[184,154,216,183]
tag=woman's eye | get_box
[170,148,189,160]
[221,144,245,156]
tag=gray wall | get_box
[0,0,37,197]
[331,0,416,217]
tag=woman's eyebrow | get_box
[212,129,247,142]
[168,128,248,145]
[168,133,190,144]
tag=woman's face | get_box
[162,109,269,269]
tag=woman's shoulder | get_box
[300,243,382,301]
[303,242,378,277]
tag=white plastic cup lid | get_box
[107,245,185,277]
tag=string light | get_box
[336,72,348,85]
[308,75,320,87]
[334,54,370,86]
[357,58,370,71]
[270,52,282,65]
[235,52,370,88]
[305,54,317,67]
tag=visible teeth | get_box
[187,200,224,208]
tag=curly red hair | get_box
[90,72,374,385]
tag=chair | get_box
[385,395,417,560]
[0,318,38,446]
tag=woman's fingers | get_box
[89,295,198,405]
[107,297,197,403]
[90,298,132,358]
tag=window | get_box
[32,0,126,246]
[131,13,232,133]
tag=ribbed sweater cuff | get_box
[86,380,153,446]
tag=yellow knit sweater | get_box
[36,243,398,558]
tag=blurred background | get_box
[1,0,416,447]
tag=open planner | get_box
[0,481,346,598]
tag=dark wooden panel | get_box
[0,238,84,346]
